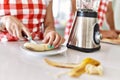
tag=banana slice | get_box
[24,42,54,52]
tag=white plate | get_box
[20,45,67,56]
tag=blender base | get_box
[67,43,101,53]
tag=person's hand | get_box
[42,31,65,48]
[101,30,118,39]
[0,16,31,40]
[115,30,120,34]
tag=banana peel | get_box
[44,58,78,68]
[68,57,100,77]
[44,57,101,77]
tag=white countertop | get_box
[0,42,120,80]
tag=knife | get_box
[22,31,37,44]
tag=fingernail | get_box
[51,45,54,48]
[48,45,54,49]
[48,45,51,48]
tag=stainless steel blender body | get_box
[67,9,101,52]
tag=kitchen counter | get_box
[0,41,120,80]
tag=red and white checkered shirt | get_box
[0,0,50,41]
[64,0,109,40]
[98,0,109,27]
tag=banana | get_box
[85,64,103,75]
[44,57,101,77]
[24,42,54,52]
[44,58,78,68]
[68,57,100,77]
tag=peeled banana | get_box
[24,42,54,52]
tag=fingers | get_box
[101,30,119,39]
[1,16,30,40]
[48,35,55,45]
[53,35,65,48]
[43,31,65,48]
[15,27,24,40]
[0,24,5,31]
[106,34,117,39]
[5,21,13,35]
[43,34,55,45]
[42,36,49,43]
[116,30,120,34]
[113,34,118,39]
[111,30,118,39]
[52,34,64,48]
[6,22,24,40]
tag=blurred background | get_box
[52,0,120,36]
[113,0,120,30]
[52,0,71,36]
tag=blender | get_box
[67,0,101,52]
